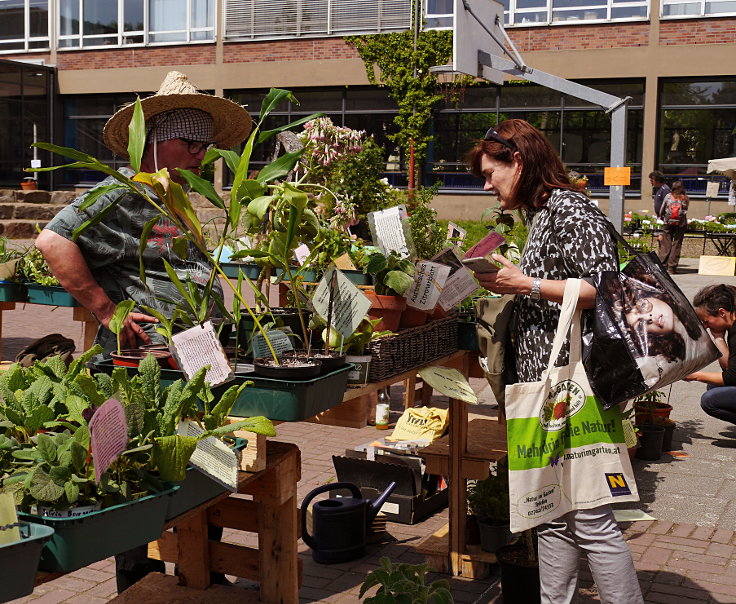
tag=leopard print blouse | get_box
[515,189,617,382]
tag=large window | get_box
[58,0,214,48]
[661,0,736,17]
[425,0,647,27]
[224,0,412,40]
[658,78,736,196]
[0,0,49,52]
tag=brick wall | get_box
[508,23,649,52]
[56,45,216,70]
[223,38,360,63]
[659,17,736,45]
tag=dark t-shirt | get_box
[653,183,671,217]
[722,324,736,386]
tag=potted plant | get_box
[361,250,416,332]
[359,556,453,603]
[16,245,79,306]
[466,458,511,553]
[323,318,383,385]
[633,389,674,455]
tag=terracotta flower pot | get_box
[399,306,429,328]
[20,179,37,191]
[364,291,406,332]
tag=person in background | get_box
[657,180,689,275]
[685,284,736,426]
[649,170,670,217]
[467,119,643,604]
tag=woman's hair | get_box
[693,284,736,316]
[670,180,688,199]
[467,119,573,209]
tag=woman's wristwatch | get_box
[528,277,541,300]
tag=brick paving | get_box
[4,257,736,603]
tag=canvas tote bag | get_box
[506,279,638,533]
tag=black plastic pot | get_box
[496,544,540,604]
[477,518,511,553]
[252,357,321,379]
[635,424,665,461]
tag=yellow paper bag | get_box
[387,407,449,442]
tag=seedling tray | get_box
[24,284,80,307]
[220,262,262,280]
[0,281,27,302]
[0,522,55,602]
[93,360,351,422]
[19,487,177,572]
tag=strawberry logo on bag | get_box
[540,380,586,431]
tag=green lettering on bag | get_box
[507,396,623,471]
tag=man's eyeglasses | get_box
[180,138,215,155]
[484,128,517,152]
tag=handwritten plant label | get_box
[418,366,478,404]
[251,329,293,359]
[367,205,411,258]
[312,267,372,339]
[89,399,130,483]
[170,321,233,386]
[178,420,239,492]
[405,261,451,311]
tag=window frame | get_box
[0,0,50,53]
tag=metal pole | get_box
[608,103,628,232]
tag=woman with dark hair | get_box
[657,180,689,274]
[685,284,736,425]
[467,119,643,604]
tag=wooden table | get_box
[150,440,301,603]
[416,351,508,577]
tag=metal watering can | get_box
[301,481,396,564]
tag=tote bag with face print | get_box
[505,279,639,533]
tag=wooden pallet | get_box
[415,523,497,579]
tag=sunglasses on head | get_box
[484,128,517,152]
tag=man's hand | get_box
[95,302,158,350]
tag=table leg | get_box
[174,511,211,589]
[73,306,98,351]
[0,302,16,361]
[448,396,468,576]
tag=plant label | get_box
[313,267,372,339]
[178,420,238,492]
[334,253,357,271]
[418,367,478,404]
[405,261,451,311]
[294,243,311,265]
[446,221,467,245]
[251,329,293,359]
[0,492,20,545]
[89,399,130,483]
[430,247,479,311]
[367,205,413,259]
[706,181,720,198]
[170,321,233,386]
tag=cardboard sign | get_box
[178,420,239,492]
[405,261,451,311]
[89,399,129,483]
[170,321,233,386]
[418,366,478,404]
[367,205,411,258]
[312,267,372,339]
[706,181,721,198]
[334,253,357,271]
[604,167,631,186]
[251,329,293,359]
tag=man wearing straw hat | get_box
[35,71,251,592]
[36,70,252,355]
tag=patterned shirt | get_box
[516,189,617,382]
[44,168,221,353]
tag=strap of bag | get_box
[546,278,582,373]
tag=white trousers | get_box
[537,505,644,604]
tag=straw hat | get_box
[103,71,252,158]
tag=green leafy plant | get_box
[320,317,384,355]
[360,556,453,603]
[362,250,416,297]
[109,300,136,355]
[408,184,445,260]
[467,459,509,523]
[16,246,59,286]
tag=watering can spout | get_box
[368,481,396,523]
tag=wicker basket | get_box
[366,316,459,382]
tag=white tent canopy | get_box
[707,157,736,181]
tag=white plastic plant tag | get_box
[294,243,310,265]
[405,261,451,311]
[251,329,293,359]
[418,366,478,404]
[89,398,129,483]
[170,321,233,386]
[178,420,238,492]
[312,267,372,339]
[367,205,412,258]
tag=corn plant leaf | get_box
[177,168,225,210]
[128,98,145,173]
[247,195,275,220]
[136,215,161,285]
[72,196,123,241]
[256,150,303,184]
[29,466,65,502]
[231,132,256,205]
[78,184,127,212]
[153,435,199,482]
[210,149,240,175]
[109,300,136,338]
[256,112,323,145]
[162,259,192,308]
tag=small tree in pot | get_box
[467,458,511,553]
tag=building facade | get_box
[1,0,734,218]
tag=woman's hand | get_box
[475,254,532,295]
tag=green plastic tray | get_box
[220,262,262,280]
[0,281,27,303]
[19,486,177,572]
[93,360,351,422]
[24,284,80,307]
[0,522,55,602]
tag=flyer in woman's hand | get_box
[461,231,507,272]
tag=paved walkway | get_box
[5,257,736,603]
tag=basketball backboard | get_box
[453,0,506,84]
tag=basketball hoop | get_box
[432,64,469,106]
